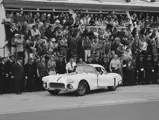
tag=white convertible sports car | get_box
[42,64,122,96]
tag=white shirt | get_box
[110,59,121,68]
[140,41,148,51]
[31,29,41,37]
[66,62,76,71]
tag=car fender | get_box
[107,73,122,86]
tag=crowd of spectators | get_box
[0,10,159,94]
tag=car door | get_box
[97,67,114,87]
[96,67,107,87]
[101,67,114,86]
[81,66,98,90]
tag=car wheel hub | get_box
[78,83,86,94]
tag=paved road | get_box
[0,85,159,120]
[1,101,159,120]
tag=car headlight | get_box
[42,77,49,82]
[67,84,73,89]
[43,82,47,88]
[67,79,74,83]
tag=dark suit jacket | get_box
[37,62,47,77]
[24,63,36,77]
[12,63,24,79]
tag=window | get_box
[76,65,96,74]
[95,67,107,74]
[102,68,107,74]
[95,67,103,73]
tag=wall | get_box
[0,2,6,57]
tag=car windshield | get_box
[75,65,97,74]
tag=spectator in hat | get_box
[46,14,52,24]
[11,34,20,56]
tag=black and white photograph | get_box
[0,0,159,120]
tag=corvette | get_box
[42,64,122,96]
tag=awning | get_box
[3,0,159,12]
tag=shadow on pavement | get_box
[44,89,114,97]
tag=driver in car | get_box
[66,58,77,74]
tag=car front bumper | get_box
[43,82,76,92]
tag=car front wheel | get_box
[76,81,88,96]
[48,90,60,95]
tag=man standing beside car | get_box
[66,57,77,74]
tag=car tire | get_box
[108,86,116,91]
[48,90,60,95]
[76,81,88,96]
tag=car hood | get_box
[42,74,67,83]
[42,73,83,83]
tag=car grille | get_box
[49,83,65,89]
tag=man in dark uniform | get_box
[145,55,156,84]
[3,57,9,93]
[56,55,66,74]
[12,58,24,94]
[131,57,137,85]
[0,57,6,94]
[154,56,158,84]
[136,54,146,85]
[102,55,110,72]
[37,56,48,90]
[24,58,36,92]
[7,54,15,93]
[122,59,135,86]
[33,56,40,91]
